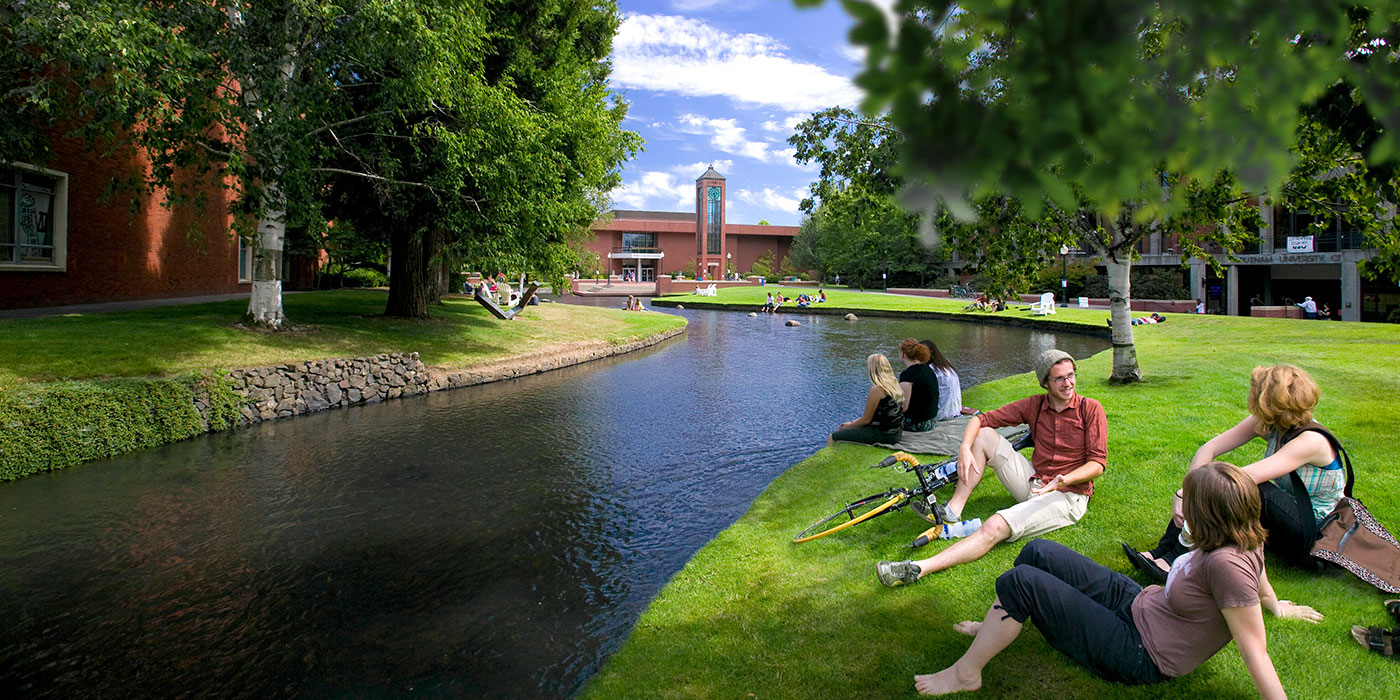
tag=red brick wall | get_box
[1,135,247,310]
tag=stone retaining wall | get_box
[223,353,431,425]
[212,324,688,428]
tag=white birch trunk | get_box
[248,195,286,328]
[1104,252,1143,383]
[229,2,293,328]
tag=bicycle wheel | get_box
[793,492,903,543]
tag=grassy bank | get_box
[0,291,685,479]
[0,290,684,388]
[582,308,1400,699]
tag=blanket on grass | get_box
[864,414,1028,456]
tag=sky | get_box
[607,0,876,227]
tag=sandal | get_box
[1122,542,1169,585]
[1352,625,1399,656]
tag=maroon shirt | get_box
[978,393,1107,497]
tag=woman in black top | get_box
[830,353,905,445]
[897,338,940,432]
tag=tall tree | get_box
[324,0,640,318]
[789,108,936,287]
[6,1,616,326]
[807,0,1399,380]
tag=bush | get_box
[0,373,249,481]
[342,268,389,288]
[1082,269,1188,300]
[1387,308,1400,324]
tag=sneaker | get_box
[876,560,921,587]
[911,499,956,525]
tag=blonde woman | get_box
[830,354,905,446]
[1124,364,1348,582]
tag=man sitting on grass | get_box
[877,349,1106,586]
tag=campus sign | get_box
[1231,253,1344,265]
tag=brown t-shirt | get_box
[1131,545,1264,678]
[978,394,1107,496]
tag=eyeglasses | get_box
[1049,372,1076,385]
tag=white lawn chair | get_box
[1030,292,1057,316]
[706,284,718,296]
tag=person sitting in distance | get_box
[912,463,1322,697]
[876,349,1105,585]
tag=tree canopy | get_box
[2,0,639,321]
[808,0,1399,225]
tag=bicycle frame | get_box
[792,429,1030,545]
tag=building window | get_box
[1277,210,1366,252]
[237,235,253,282]
[696,191,703,255]
[621,232,656,251]
[706,196,721,255]
[0,163,67,271]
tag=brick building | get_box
[584,167,798,281]
[1,135,249,311]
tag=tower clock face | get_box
[708,186,721,201]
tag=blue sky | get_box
[608,1,877,226]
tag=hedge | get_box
[0,372,247,481]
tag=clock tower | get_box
[695,165,726,279]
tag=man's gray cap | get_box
[1035,349,1076,386]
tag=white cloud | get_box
[761,113,806,134]
[674,114,789,163]
[670,0,729,10]
[613,14,862,111]
[609,160,736,211]
[732,186,806,217]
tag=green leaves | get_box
[824,0,1400,223]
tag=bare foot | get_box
[914,665,981,696]
[952,620,980,637]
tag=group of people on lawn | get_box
[831,346,1349,697]
[760,290,826,313]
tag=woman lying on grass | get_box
[1123,364,1347,581]
[914,463,1322,698]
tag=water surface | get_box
[0,304,1106,698]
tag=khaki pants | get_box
[985,435,1089,541]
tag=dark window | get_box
[1278,210,1366,252]
[622,232,656,250]
[707,199,721,255]
[1,167,58,264]
[696,191,703,255]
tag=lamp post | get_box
[1059,244,1069,307]
[726,252,731,280]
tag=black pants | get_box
[1150,480,1314,564]
[994,539,1166,685]
[829,425,901,445]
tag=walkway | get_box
[0,292,286,320]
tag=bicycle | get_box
[792,430,1030,547]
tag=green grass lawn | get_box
[582,306,1400,699]
[658,284,1123,329]
[0,290,685,389]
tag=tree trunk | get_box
[1105,253,1143,383]
[246,194,287,329]
[385,226,431,318]
[426,226,448,305]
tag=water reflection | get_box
[0,304,1106,699]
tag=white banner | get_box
[1287,235,1314,253]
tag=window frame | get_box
[0,162,68,272]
